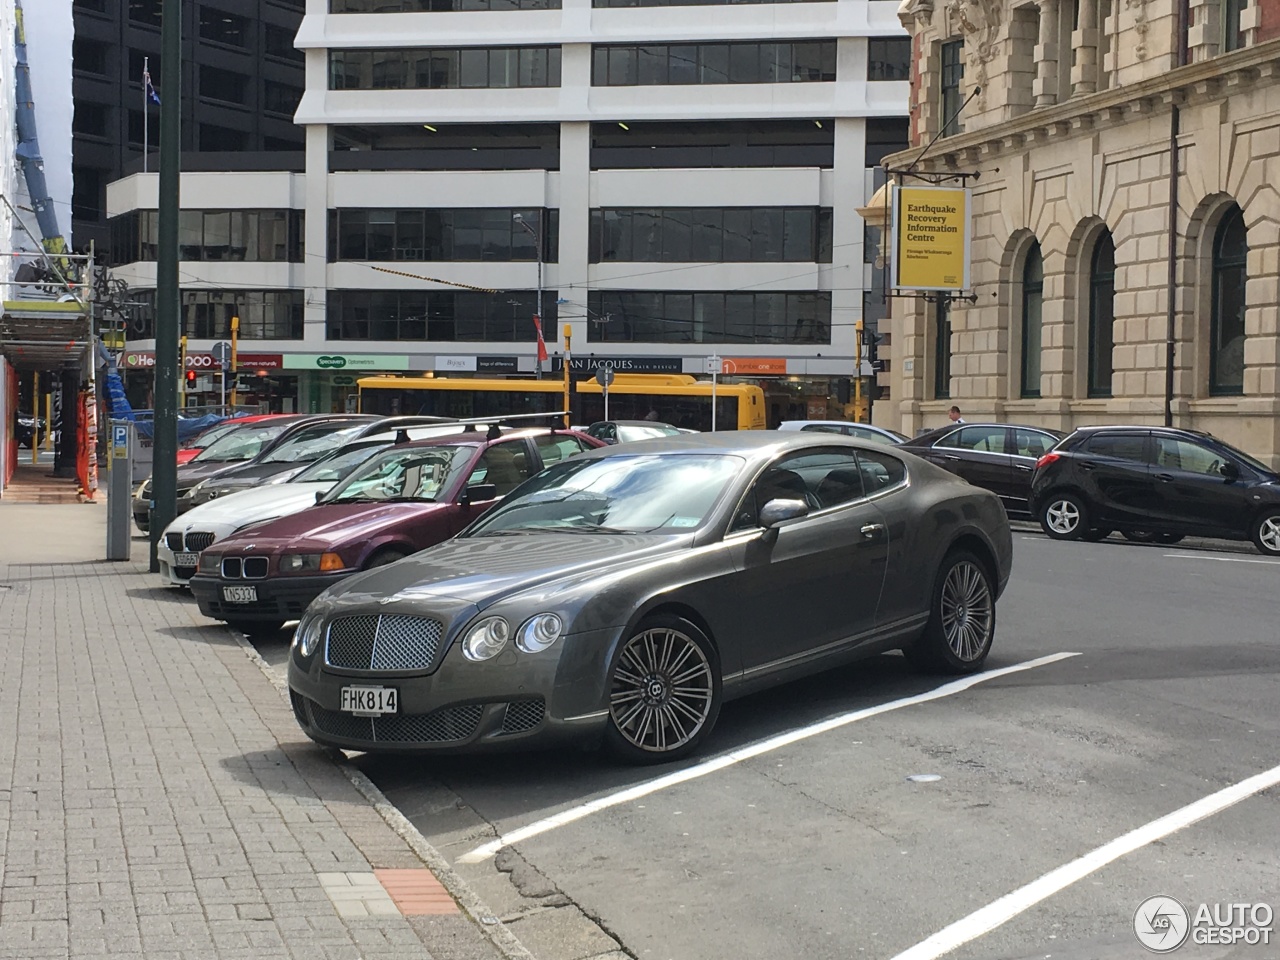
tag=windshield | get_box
[291,443,388,484]
[261,424,364,464]
[183,421,237,451]
[191,423,291,463]
[323,445,475,504]
[467,454,744,535]
[616,424,684,442]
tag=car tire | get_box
[364,548,408,569]
[1081,528,1113,542]
[1252,510,1280,557]
[227,620,284,638]
[1040,493,1089,540]
[603,614,722,765]
[905,550,996,675]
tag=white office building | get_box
[106,0,908,423]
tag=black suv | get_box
[1030,426,1280,555]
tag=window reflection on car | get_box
[190,423,291,462]
[260,425,364,464]
[324,447,474,504]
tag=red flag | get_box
[534,315,549,363]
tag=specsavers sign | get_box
[282,354,410,371]
[891,185,971,292]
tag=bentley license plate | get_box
[341,686,398,716]
[174,552,199,567]
[222,585,257,603]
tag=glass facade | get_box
[330,47,561,89]
[332,0,558,8]
[590,120,835,169]
[592,41,836,86]
[131,290,305,340]
[109,211,304,264]
[1210,206,1247,395]
[867,38,911,81]
[328,209,558,262]
[586,291,831,344]
[327,290,556,342]
[589,208,832,263]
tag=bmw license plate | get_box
[222,585,257,603]
[341,686,398,717]
[174,552,199,567]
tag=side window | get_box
[467,442,532,497]
[732,449,884,530]
[943,426,1008,453]
[535,434,587,467]
[1153,437,1225,475]
[801,423,847,435]
[1084,433,1147,462]
[588,422,617,443]
[1014,429,1055,458]
[855,450,907,493]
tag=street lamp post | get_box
[513,213,544,379]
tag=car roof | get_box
[570,429,901,462]
[596,420,679,427]
[905,422,1065,443]
[368,427,593,453]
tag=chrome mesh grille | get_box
[325,615,443,672]
[185,532,215,552]
[303,699,483,744]
[165,533,183,551]
[501,698,545,734]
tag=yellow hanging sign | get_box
[891,185,972,292]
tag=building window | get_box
[327,290,555,342]
[328,209,556,263]
[109,210,304,263]
[1223,0,1248,50]
[75,0,108,12]
[589,208,832,263]
[72,167,103,222]
[73,39,109,76]
[865,118,910,165]
[263,81,304,116]
[199,125,248,151]
[1210,205,1247,395]
[590,120,834,170]
[332,123,561,171]
[199,6,250,47]
[128,0,163,27]
[126,109,160,147]
[199,66,249,105]
[1087,232,1115,398]
[265,25,305,62]
[591,41,836,85]
[73,104,110,139]
[330,47,561,89]
[332,0,560,9]
[586,291,831,344]
[933,298,951,399]
[867,38,910,81]
[132,290,305,339]
[940,40,964,137]
[1021,242,1044,398]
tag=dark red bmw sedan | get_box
[189,427,605,635]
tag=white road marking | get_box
[456,652,1079,864]
[887,761,1280,960]
[1163,553,1280,566]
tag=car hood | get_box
[201,461,302,485]
[166,483,332,533]
[212,500,452,553]
[175,459,251,488]
[325,532,688,610]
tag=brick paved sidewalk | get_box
[0,504,526,960]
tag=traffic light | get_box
[185,369,197,388]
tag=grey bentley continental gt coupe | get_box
[286,432,1013,764]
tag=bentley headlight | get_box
[462,616,510,662]
[293,612,324,658]
[515,614,564,653]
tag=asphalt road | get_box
[249,532,1280,960]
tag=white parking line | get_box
[1163,553,1280,565]
[456,652,1079,865]
[887,760,1280,960]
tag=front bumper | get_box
[156,541,198,586]
[189,571,350,623]
[287,625,619,754]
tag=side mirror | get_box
[759,498,809,529]
[462,483,498,505]
[1219,461,1240,481]
[315,491,325,504]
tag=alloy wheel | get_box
[1260,517,1280,553]
[610,627,714,754]
[1046,499,1081,535]
[939,561,993,662]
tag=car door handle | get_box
[1015,464,1033,472]
[1079,461,1097,471]
[860,523,885,540]
[941,454,962,462]
[1155,473,1174,482]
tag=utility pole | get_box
[854,319,864,423]
[562,324,572,425]
[149,0,181,572]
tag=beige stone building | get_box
[882,0,1280,465]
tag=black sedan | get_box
[1031,425,1280,555]
[287,433,1013,763]
[901,423,1065,518]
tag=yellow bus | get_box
[356,374,766,431]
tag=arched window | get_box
[1210,206,1247,396]
[1087,232,1115,397]
[1020,242,1043,398]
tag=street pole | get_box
[562,324,572,425]
[150,0,182,572]
[854,319,864,422]
[709,355,720,432]
[230,315,239,408]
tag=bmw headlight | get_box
[293,612,324,658]
[461,616,510,662]
[515,614,564,653]
[280,553,344,574]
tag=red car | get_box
[177,414,287,465]
[189,426,606,635]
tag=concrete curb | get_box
[229,628,536,960]
[1009,521,1261,556]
